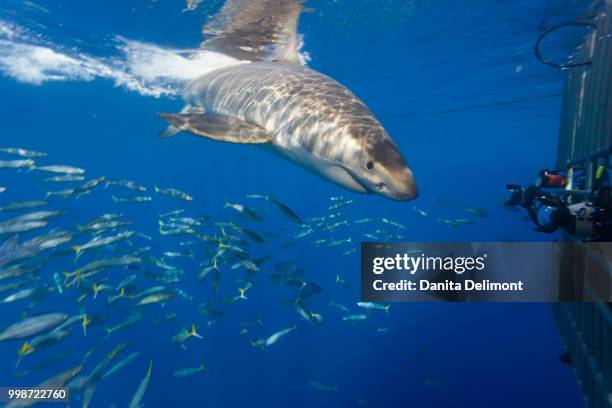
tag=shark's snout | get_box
[379,167,419,201]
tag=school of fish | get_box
[0,146,492,406]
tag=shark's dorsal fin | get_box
[200,0,308,64]
[157,113,273,144]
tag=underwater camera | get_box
[534,169,566,188]
[539,198,612,240]
[504,178,612,241]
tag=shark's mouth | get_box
[271,144,371,194]
[309,161,369,194]
[338,166,370,194]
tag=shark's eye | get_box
[366,161,374,170]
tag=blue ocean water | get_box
[0,0,593,407]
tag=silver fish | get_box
[329,200,353,210]
[43,175,86,183]
[460,204,488,218]
[78,220,131,235]
[357,301,390,313]
[45,188,76,199]
[8,210,65,223]
[342,314,368,322]
[382,217,407,229]
[339,248,356,257]
[112,195,152,203]
[223,202,263,221]
[330,302,350,313]
[154,185,193,201]
[412,205,429,217]
[0,313,69,341]
[34,165,85,175]
[73,231,136,258]
[0,235,36,268]
[309,381,337,392]
[0,159,35,169]
[6,366,82,408]
[22,230,73,251]
[106,179,147,192]
[159,209,185,218]
[105,312,145,335]
[128,361,153,408]
[0,220,47,234]
[265,324,297,347]
[17,329,71,358]
[102,351,141,379]
[0,200,48,212]
[0,147,46,158]
[2,287,42,303]
[173,363,205,377]
[184,0,203,12]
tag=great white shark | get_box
[159,0,418,201]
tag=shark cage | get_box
[538,0,612,407]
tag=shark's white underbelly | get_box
[263,143,368,193]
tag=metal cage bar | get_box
[552,2,612,407]
[556,1,612,169]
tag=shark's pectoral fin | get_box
[157,113,273,144]
[159,125,181,138]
